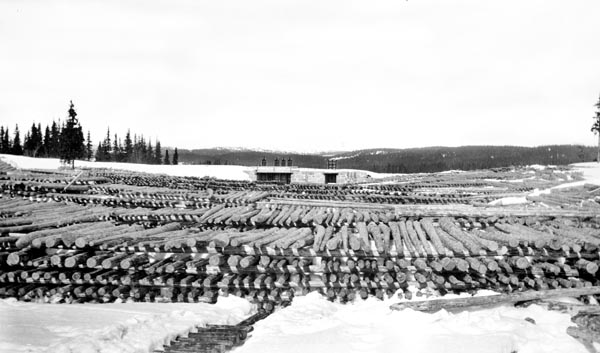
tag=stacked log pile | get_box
[0,159,17,174]
[1,164,585,207]
[0,164,596,313]
[527,184,600,210]
[2,189,600,309]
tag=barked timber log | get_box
[1,164,600,311]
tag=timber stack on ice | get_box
[1,159,600,311]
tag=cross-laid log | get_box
[420,218,446,255]
[412,221,434,256]
[277,228,312,249]
[368,222,384,253]
[355,222,370,251]
[319,226,334,251]
[11,212,108,245]
[471,228,520,249]
[74,224,144,248]
[398,220,418,255]
[252,228,291,248]
[325,232,342,250]
[405,220,427,256]
[435,227,466,255]
[229,228,278,247]
[439,217,482,254]
[390,287,600,312]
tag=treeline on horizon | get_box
[0,102,179,165]
[337,145,597,173]
[0,101,596,173]
[93,129,178,165]
[176,145,597,173]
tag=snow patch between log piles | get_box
[0,296,254,353]
[236,292,586,353]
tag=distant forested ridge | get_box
[1,103,595,173]
[177,145,596,173]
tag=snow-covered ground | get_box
[0,296,253,353]
[0,154,388,182]
[0,154,253,181]
[236,292,587,353]
[1,157,600,353]
[488,162,600,205]
[571,162,600,185]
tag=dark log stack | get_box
[1,166,599,310]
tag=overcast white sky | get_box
[1,0,599,152]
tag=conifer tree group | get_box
[592,93,600,163]
[0,101,180,166]
[93,128,171,165]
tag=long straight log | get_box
[95,223,182,248]
[18,221,99,249]
[230,228,279,247]
[356,222,370,251]
[12,212,108,244]
[368,222,384,253]
[413,221,434,256]
[405,221,426,256]
[390,287,600,312]
[398,221,418,255]
[439,217,482,254]
[435,227,466,255]
[311,225,326,251]
[319,226,334,251]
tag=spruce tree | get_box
[172,147,179,165]
[593,93,600,163]
[24,131,31,155]
[2,127,9,154]
[138,135,147,163]
[60,101,86,168]
[101,128,111,162]
[24,123,43,157]
[12,125,23,155]
[49,121,60,157]
[86,131,93,161]
[124,130,133,163]
[43,126,51,157]
[36,123,44,156]
[164,150,170,165]
[0,126,4,153]
[113,133,120,162]
[146,139,154,164]
[94,142,103,161]
[155,140,162,164]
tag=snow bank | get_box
[488,196,529,206]
[0,154,252,181]
[0,154,394,182]
[237,292,585,353]
[571,162,600,185]
[526,162,600,197]
[0,296,254,353]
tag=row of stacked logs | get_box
[2,202,600,307]
[86,168,572,206]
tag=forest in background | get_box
[0,102,180,166]
[177,145,596,173]
[1,101,596,173]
